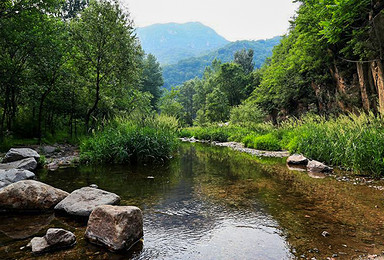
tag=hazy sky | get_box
[122,0,300,41]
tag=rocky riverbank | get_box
[0,147,144,256]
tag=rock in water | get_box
[27,228,76,253]
[307,160,333,173]
[2,148,40,163]
[0,169,35,189]
[54,187,120,217]
[0,180,68,211]
[85,205,143,251]
[0,157,38,171]
[287,154,309,165]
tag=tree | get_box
[70,0,143,132]
[141,54,164,108]
[234,48,255,74]
[159,88,184,119]
[216,63,248,107]
[178,80,197,125]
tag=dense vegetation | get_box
[0,0,164,146]
[162,0,384,176]
[162,37,281,89]
[80,114,179,164]
[180,113,384,176]
[136,22,229,65]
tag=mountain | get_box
[162,36,282,89]
[136,22,230,65]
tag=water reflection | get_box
[1,143,384,259]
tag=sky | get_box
[122,0,300,41]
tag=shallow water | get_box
[1,143,384,259]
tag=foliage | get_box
[0,0,153,144]
[162,37,282,89]
[243,133,282,151]
[141,54,164,108]
[80,116,179,164]
[230,100,265,126]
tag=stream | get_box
[1,143,384,259]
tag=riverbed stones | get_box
[27,228,76,253]
[0,180,68,211]
[85,205,143,251]
[0,157,38,171]
[54,187,120,217]
[2,148,40,163]
[307,160,333,173]
[0,169,35,189]
[287,154,309,165]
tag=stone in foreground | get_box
[2,148,40,163]
[0,180,68,211]
[307,160,333,173]
[287,154,309,166]
[85,205,143,251]
[0,157,38,171]
[0,169,35,189]
[54,187,120,217]
[27,228,76,253]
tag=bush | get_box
[80,119,178,165]
[243,133,282,151]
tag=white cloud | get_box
[122,0,299,41]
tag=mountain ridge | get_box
[136,22,230,65]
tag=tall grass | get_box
[283,113,384,176]
[180,113,384,177]
[80,115,179,165]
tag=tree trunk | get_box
[371,60,384,113]
[85,65,101,133]
[356,62,371,111]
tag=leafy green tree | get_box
[216,63,247,107]
[70,0,143,132]
[206,88,230,122]
[178,80,197,125]
[234,48,255,74]
[159,88,183,119]
[141,54,164,108]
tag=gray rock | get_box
[0,157,38,171]
[2,148,40,163]
[54,187,120,217]
[0,180,69,211]
[41,146,56,154]
[307,160,333,173]
[85,205,143,251]
[287,154,309,165]
[0,169,35,189]
[27,228,76,253]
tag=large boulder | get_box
[287,154,309,165]
[85,205,143,251]
[307,160,333,173]
[27,228,76,254]
[54,187,120,217]
[0,180,68,211]
[0,169,35,189]
[2,148,40,163]
[0,157,38,171]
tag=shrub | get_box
[243,133,282,151]
[80,120,178,165]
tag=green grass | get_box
[80,118,179,165]
[180,113,384,177]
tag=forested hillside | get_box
[162,37,281,89]
[136,22,230,65]
[164,0,384,125]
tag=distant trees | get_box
[141,54,164,109]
